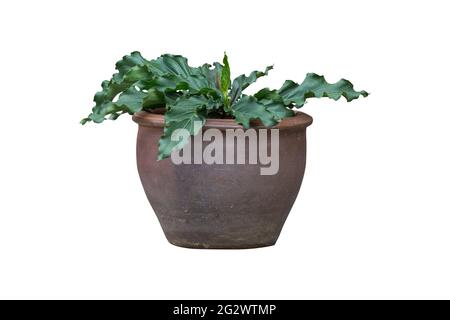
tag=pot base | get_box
[167,239,276,250]
[157,212,285,249]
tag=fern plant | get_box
[82,52,368,159]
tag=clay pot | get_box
[133,111,313,249]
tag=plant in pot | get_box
[82,52,368,249]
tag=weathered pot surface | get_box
[133,110,313,249]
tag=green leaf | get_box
[82,52,225,124]
[115,87,147,113]
[232,95,278,128]
[83,64,153,124]
[83,87,159,124]
[138,75,189,93]
[199,62,222,90]
[83,52,369,159]
[221,53,231,109]
[221,53,231,93]
[277,73,368,107]
[254,87,281,101]
[148,54,192,78]
[230,65,273,104]
[262,100,295,119]
[142,89,165,109]
[147,54,222,96]
[114,51,149,81]
[98,65,152,103]
[253,88,294,119]
[157,95,210,160]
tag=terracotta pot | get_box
[133,111,313,249]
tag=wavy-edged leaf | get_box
[254,88,294,119]
[80,87,165,124]
[158,95,210,160]
[142,89,166,109]
[147,54,223,96]
[262,100,294,119]
[138,74,220,102]
[97,65,152,103]
[115,87,147,113]
[114,51,149,81]
[191,62,223,91]
[82,52,225,124]
[230,65,273,104]
[82,64,153,124]
[232,95,278,129]
[254,87,282,102]
[138,75,189,93]
[148,54,192,77]
[277,73,368,107]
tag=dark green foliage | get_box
[82,52,368,159]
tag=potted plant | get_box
[82,52,368,249]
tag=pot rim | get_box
[132,110,313,129]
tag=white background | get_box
[1,0,449,299]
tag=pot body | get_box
[133,111,313,249]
